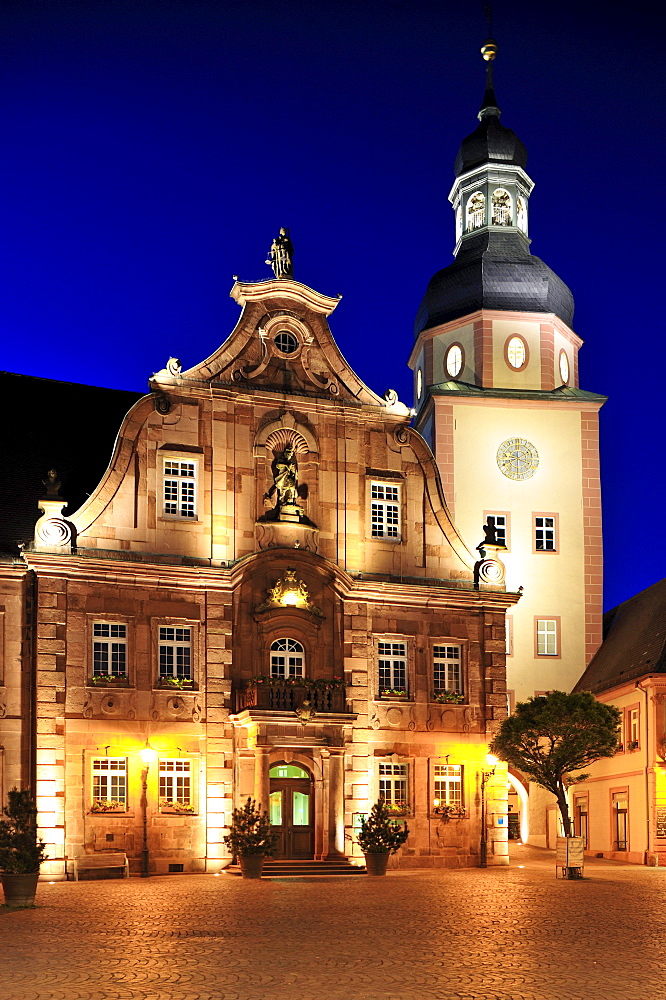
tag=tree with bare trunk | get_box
[490,691,620,836]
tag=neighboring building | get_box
[570,580,666,865]
[409,48,606,715]
[0,269,518,877]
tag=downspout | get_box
[26,568,38,793]
[636,680,650,861]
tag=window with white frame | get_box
[92,757,127,810]
[378,641,407,695]
[370,482,401,540]
[270,638,305,679]
[159,759,192,809]
[505,616,513,656]
[535,515,557,551]
[433,764,463,811]
[379,762,408,812]
[92,622,127,678]
[628,708,640,750]
[163,459,197,518]
[433,644,463,695]
[536,619,558,656]
[159,626,193,680]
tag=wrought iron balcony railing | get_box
[235,680,348,714]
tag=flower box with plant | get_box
[88,674,129,687]
[432,803,466,819]
[379,688,408,699]
[357,800,409,876]
[160,799,196,814]
[0,788,48,907]
[433,690,464,705]
[383,801,409,817]
[627,740,639,751]
[90,800,126,814]
[224,798,279,878]
[158,676,195,690]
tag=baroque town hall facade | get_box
[0,47,603,875]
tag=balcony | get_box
[235,679,348,714]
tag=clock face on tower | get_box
[496,438,539,480]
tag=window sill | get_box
[89,809,130,816]
[87,678,131,688]
[155,679,197,692]
[378,692,410,701]
[159,515,201,524]
[160,809,198,817]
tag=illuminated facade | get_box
[569,581,666,865]
[0,275,518,876]
[409,50,606,718]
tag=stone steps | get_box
[225,859,366,878]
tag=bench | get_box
[66,852,130,881]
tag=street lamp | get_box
[139,740,157,878]
[479,753,498,869]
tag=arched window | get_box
[492,189,512,226]
[516,196,528,234]
[466,192,485,231]
[270,638,305,679]
[455,205,463,242]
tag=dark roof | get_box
[454,113,528,177]
[574,579,666,694]
[0,372,143,553]
[427,382,606,404]
[414,230,576,335]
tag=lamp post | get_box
[479,753,498,869]
[139,740,157,878]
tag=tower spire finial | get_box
[479,7,500,120]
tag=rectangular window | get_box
[613,791,628,851]
[432,644,463,695]
[378,641,407,695]
[628,707,640,750]
[505,616,513,656]
[159,626,193,679]
[159,759,192,810]
[92,622,127,677]
[379,762,408,812]
[370,482,401,540]
[535,514,557,551]
[433,764,463,810]
[92,758,127,810]
[536,619,558,656]
[163,459,197,518]
[484,512,509,548]
[574,794,588,846]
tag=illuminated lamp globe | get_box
[485,753,499,767]
[140,741,157,765]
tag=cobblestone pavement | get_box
[2,845,664,1000]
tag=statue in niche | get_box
[265,227,294,279]
[264,442,304,520]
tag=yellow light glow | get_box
[486,753,499,767]
[140,741,157,765]
[281,590,300,606]
[433,798,440,808]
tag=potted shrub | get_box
[0,788,48,907]
[223,797,278,878]
[357,799,409,876]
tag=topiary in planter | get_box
[224,798,278,878]
[0,788,48,907]
[357,800,409,875]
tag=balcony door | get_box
[269,763,314,859]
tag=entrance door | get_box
[269,763,314,859]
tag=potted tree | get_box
[0,788,47,907]
[224,797,278,878]
[357,799,409,876]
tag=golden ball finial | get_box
[481,39,497,62]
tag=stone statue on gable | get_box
[265,227,294,279]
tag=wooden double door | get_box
[269,763,314,859]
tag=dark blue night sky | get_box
[1,0,663,611]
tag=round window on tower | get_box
[505,335,529,371]
[445,344,464,380]
[416,368,423,400]
[274,331,299,355]
[559,349,570,385]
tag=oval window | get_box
[559,350,570,385]
[416,368,423,400]
[506,336,527,370]
[274,331,298,355]
[445,344,463,379]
